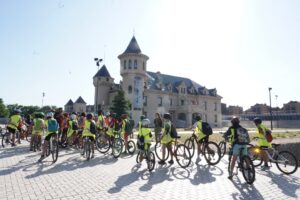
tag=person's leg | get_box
[168,142,174,164]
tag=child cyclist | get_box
[38,112,59,162]
[121,114,133,154]
[158,113,174,165]
[137,118,152,164]
[31,112,45,151]
[82,113,97,159]
[193,115,207,165]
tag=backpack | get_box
[170,124,178,138]
[202,122,213,135]
[72,120,79,130]
[236,127,250,144]
[48,119,58,132]
[124,120,133,134]
[265,129,273,143]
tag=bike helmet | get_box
[86,113,94,120]
[121,114,128,119]
[98,110,103,115]
[231,116,240,125]
[70,114,77,120]
[163,113,171,120]
[142,118,151,127]
[195,115,202,121]
[46,112,54,118]
[105,111,110,117]
[14,109,22,114]
[253,117,262,124]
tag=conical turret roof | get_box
[123,36,142,54]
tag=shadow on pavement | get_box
[189,163,223,185]
[266,170,300,198]
[0,144,31,160]
[230,176,263,200]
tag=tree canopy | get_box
[110,90,130,118]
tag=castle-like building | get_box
[93,36,222,128]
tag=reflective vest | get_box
[139,127,152,143]
[256,124,271,147]
[7,114,21,129]
[98,115,104,129]
[195,120,205,140]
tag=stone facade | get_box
[94,36,222,128]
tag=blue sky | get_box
[1,0,299,110]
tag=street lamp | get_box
[268,87,273,130]
[275,95,279,128]
[42,92,45,108]
[94,57,103,112]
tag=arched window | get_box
[123,60,127,70]
[128,85,132,94]
[128,60,132,69]
[143,61,145,70]
[134,60,137,69]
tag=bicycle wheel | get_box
[127,140,136,155]
[175,144,191,168]
[184,138,195,158]
[51,140,59,163]
[112,138,123,158]
[95,134,110,153]
[241,155,255,185]
[218,141,226,158]
[147,151,156,172]
[247,145,263,167]
[136,151,141,163]
[275,151,298,175]
[154,141,169,161]
[203,141,221,165]
[46,143,50,157]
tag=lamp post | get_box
[94,58,103,112]
[275,95,279,128]
[42,92,45,108]
[268,87,273,130]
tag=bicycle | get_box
[82,135,94,160]
[155,135,191,168]
[1,127,12,148]
[228,144,256,185]
[121,133,136,155]
[136,142,156,172]
[218,132,228,158]
[248,142,298,175]
[95,129,124,158]
[45,133,59,163]
[184,131,221,165]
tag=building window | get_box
[158,97,162,106]
[181,99,184,106]
[214,102,217,111]
[128,85,132,94]
[143,96,147,106]
[170,99,172,106]
[106,77,109,81]
[134,60,137,69]
[143,61,145,70]
[123,60,127,70]
[129,59,132,69]
[214,114,218,123]
[204,101,207,111]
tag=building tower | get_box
[118,36,149,124]
[93,65,114,112]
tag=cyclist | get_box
[253,117,271,170]
[137,118,152,165]
[138,115,145,135]
[121,114,133,154]
[158,113,174,165]
[38,112,59,162]
[6,109,22,147]
[31,112,45,151]
[82,113,97,158]
[66,113,78,146]
[193,115,207,165]
[97,110,105,130]
[225,116,249,179]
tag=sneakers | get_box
[38,155,45,163]
[195,157,201,165]
[228,173,233,180]
[158,160,166,165]
[91,154,95,159]
[168,160,174,165]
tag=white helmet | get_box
[142,118,151,126]
[105,111,110,117]
[70,114,77,120]
[46,112,54,118]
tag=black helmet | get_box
[231,116,240,125]
[140,115,145,120]
[195,115,202,121]
[14,109,22,114]
[253,117,262,124]
[86,113,94,120]
[163,113,171,120]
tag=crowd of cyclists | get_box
[1,108,298,185]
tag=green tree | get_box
[0,98,9,117]
[110,90,130,118]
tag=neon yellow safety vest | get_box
[7,114,21,129]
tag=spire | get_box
[75,96,86,104]
[93,65,111,78]
[123,36,142,54]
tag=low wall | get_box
[223,120,300,129]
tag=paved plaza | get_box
[0,142,299,200]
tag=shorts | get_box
[7,127,16,134]
[45,132,57,141]
[232,144,248,156]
